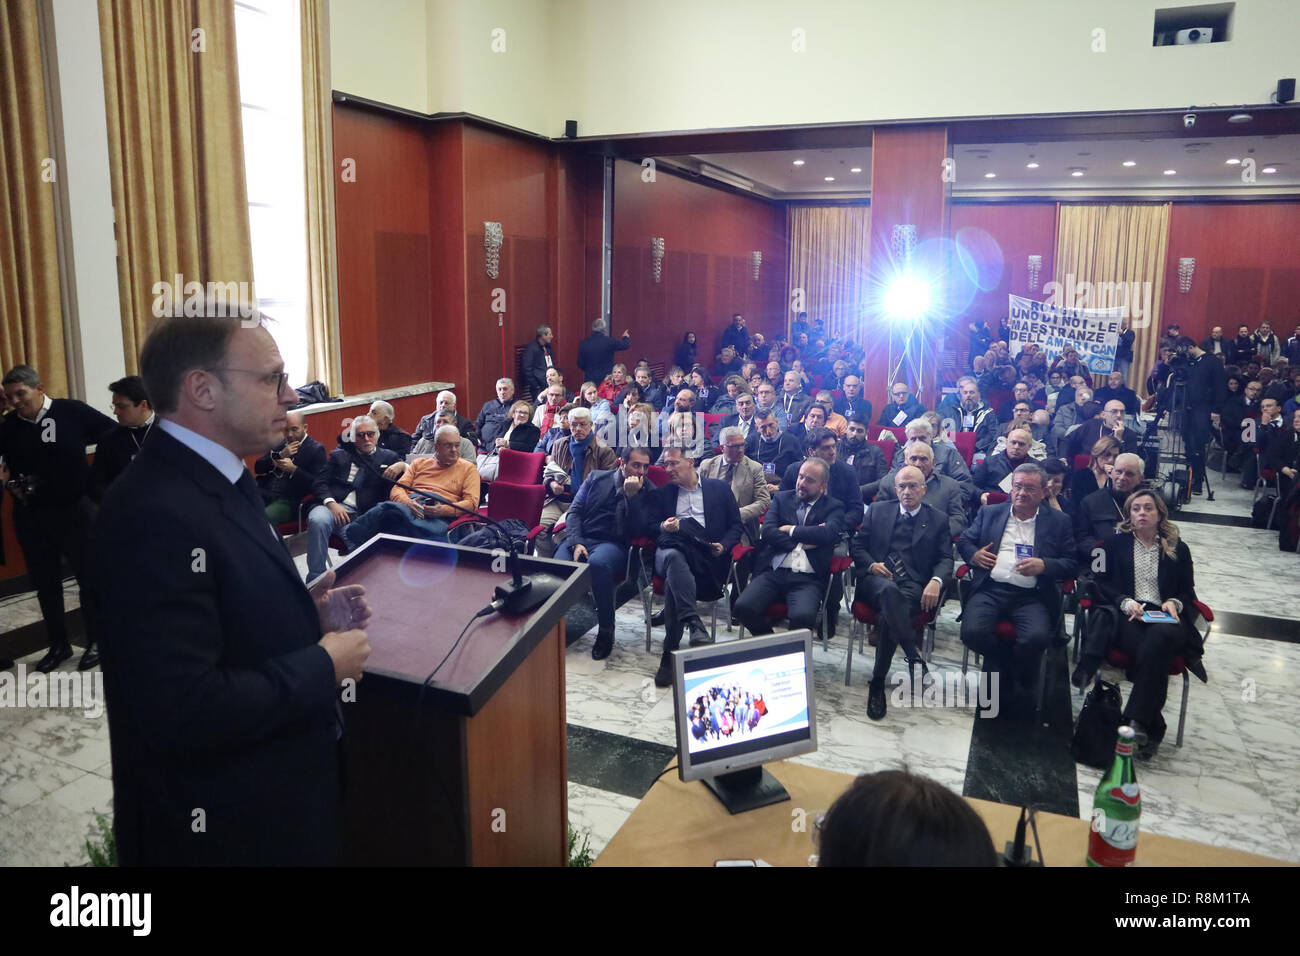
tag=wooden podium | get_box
[329,533,588,865]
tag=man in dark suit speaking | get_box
[93,314,372,865]
[851,466,953,721]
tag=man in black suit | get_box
[89,374,156,503]
[852,466,953,720]
[1065,400,1139,463]
[973,427,1034,506]
[577,318,631,384]
[833,375,872,424]
[958,462,1077,709]
[522,325,558,397]
[474,378,517,447]
[305,415,402,581]
[1074,452,1145,560]
[632,445,741,686]
[1172,337,1228,494]
[754,408,803,490]
[254,409,326,525]
[93,314,371,865]
[777,370,814,424]
[779,426,864,532]
[735,457,845,639]
[717,391,760,457]
[1092,370,1140,416]
[838,416,889,500]
[876,381,925,428]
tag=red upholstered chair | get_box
[1072,454,1091,472]
[986,388,1013,416]
[633,537,726,652]
[647,464,669,488]
[830,389,845,401]
[449,481,546,547]
[1074,591,1213,747]
[700,413,725,443]
[737,549,852,649]
[809,374,824,391]
[952,432,976,467]
[496,449,545,484]
[868,439,896,463]
[984,491,1008,506]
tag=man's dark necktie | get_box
[724,463,735,483]
[236,469,278,541]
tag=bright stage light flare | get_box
[883,274,932,321]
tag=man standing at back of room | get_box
[577,318,632,385]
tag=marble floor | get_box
[1,469,1294,865]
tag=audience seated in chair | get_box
[252,410,325,525]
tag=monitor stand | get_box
[703,765,790,814]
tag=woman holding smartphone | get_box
[1073,489,1206,754]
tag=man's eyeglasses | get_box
[212,367,290,390]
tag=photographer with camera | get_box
[1,365,117,672]
[1158,338,1227,496]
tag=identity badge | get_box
[1014,543,1035,561]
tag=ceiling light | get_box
[824,176,835,182]
[1122,160,1136,167]
[1225,158,1241,165]
[792,159,805,166]
[1228,113,1253,124]
[984,172,996,179]
[1071,170,1084,177]
[1025,162,1039,169]
[1262,167,1277,174]
[1163,169,1177,175]
[850,167,862,173]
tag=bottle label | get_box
[1088,821,1138,866]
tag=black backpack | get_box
[292,381,341,408]
[1072,679,1123,770]
[1251,494,1280,530]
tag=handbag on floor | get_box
[1071,678,1123,770]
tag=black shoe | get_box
[1137,739,1160,761]
[866,680,887,721]
[591,629,614,661]
[34,645,73,674]
[687,623,713,647]
[653,654,675,688]
[1186,655,1207,683]
[1071,663,1094,690]
[76,646,101,671]
[650,609,665,627]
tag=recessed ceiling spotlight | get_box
[1071,170,1084,177]
[1262,166,1277,174]
[1228,113,1253,124]
[1163,169,1177,175]
[984,172,996,179]
[824,176,835,182]
[792,159,805,166]
[1122,160,1136,167]
[1025,162,1039,168]
[850,167,862,173]
[1225,158,1241,165]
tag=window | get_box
[235,0,308,386]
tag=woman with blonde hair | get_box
[476,400,541,481]
[1068,435,1121,510]
[1074,489,1206,756]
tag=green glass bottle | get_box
[1087,725,1141,867]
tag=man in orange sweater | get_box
[338,425,480,548]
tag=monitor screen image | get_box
[673,630,816,782]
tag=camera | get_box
[5,474,39,501]
[1183,112,1196,128]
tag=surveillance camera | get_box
[1183,113,1196,128]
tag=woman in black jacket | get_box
[476,400,541,481]
[1074,489,1205,754]
[673,332,698,372]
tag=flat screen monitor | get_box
[671,630,817,813]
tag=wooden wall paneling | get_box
[1205,267,1265,328]
[1264,269,1300,329]
[374,232,434,388]
[426,122,468,397]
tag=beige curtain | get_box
[786,206,871,343]
[99,0,254,371]
[0,1,67,395]
[1054,203,1170,393]
[301,0,341,391]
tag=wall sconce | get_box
[1026,255,1042,291]
[751,250,763,281]
[1177,257,1195,293]
[891,224,918,265]
[650,237,665,283]
[484,222,503,279]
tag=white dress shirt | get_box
[990,511,1037,589]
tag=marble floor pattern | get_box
[2,469,1296,866]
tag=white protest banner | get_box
[1006,294,1124,376]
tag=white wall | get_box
[330,0,1300,138]
[330,0,429,113]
